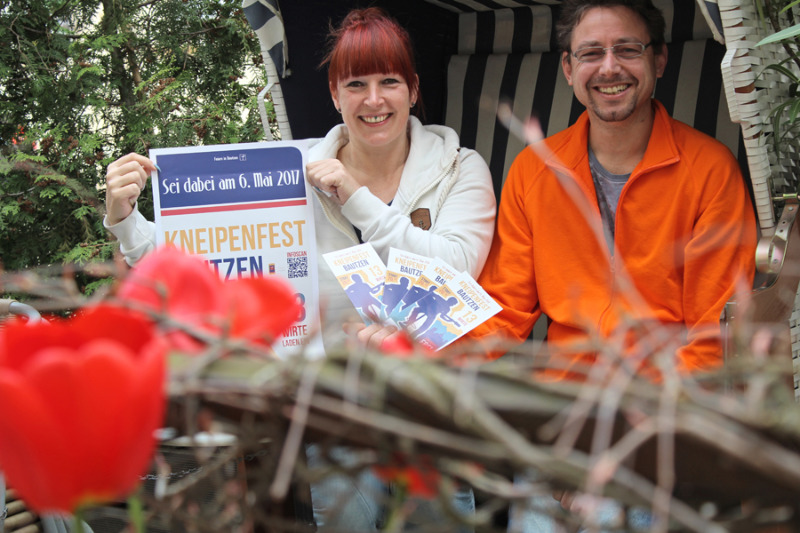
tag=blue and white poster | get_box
[150,141,322,358]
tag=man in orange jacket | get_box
[469,1,757,531]
[471,0,757,379]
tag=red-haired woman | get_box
[303,8,489,532]
[103,8,492,530]
[103,7,495,354]
[306,7,495,343]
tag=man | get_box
[472,0,757,378]
[466,2,758,530]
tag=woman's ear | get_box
[330,82,341,112]
[411,74,420,105]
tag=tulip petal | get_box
[0,371,79,512]
[227,276,302,344]
[0,321,85,370]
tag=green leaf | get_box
[756,24,800,47]
[76,64,103,80]
[760,63,800,83]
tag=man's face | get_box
[561,6,667,124]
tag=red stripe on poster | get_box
[160,199,307,216]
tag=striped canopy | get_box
[243,0,723,80]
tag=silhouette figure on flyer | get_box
[401,291,459,338]
[382,276,410,316]
[345,273,383,320]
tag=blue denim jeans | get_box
[307,444,475,532]
[508,486,652,533]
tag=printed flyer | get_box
[321,243,387,324]
[383,248,432,324]
[409,271,502,350]
[150,141,322,358]
[325,244,500,351]
[388,256,457,326]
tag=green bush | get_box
[0,0,271,272]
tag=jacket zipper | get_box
[316,192,359,244]
[402,151,459,215]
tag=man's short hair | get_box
[555,0,667,56]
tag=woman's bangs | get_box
[338,28,411,82]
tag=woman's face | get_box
[331,72,418,150]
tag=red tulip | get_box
[0,305,166,514]
[116,246,302,352]
[380,331,415,356]
[116,245,227,352]
[380,331,439,360]
[372,453,440,499]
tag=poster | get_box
[150,141,322,358]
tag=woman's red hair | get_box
[322,8,421,112]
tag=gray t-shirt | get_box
[588,147,630,253]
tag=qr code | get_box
[288,256,308,279]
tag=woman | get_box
[103,7,495,531]
[105,10,494,350]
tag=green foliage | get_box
[0,0,271,271]
[755,0,800,185]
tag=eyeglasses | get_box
[572,42,652,63]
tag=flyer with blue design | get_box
[387,256,457,326]
[322,243,387,325]
[325,244,500,350]
[383,248,433,324]
[405,271,501,350]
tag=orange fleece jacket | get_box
[473,100,757,374]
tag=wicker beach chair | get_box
[703,0,800,393]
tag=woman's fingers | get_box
[306,158,360,205]
[105,153,157,224]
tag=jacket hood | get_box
[307,115,462,210]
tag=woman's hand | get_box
[105,153,157,225]
[306,158,361,205]
[343,321,407,352]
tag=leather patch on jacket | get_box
[410,208,431,230]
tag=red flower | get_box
[116,246,302,352]
[380,331,438,360]
[380,331,415,356]
[372,453,440,499]
[0,305,166,513]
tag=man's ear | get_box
[561,51,574,86]
[655,43,668,78]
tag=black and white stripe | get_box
[243,0,288,79]
[452,0,713,53]
[426,0,559,13]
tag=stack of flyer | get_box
[322,243,501,351]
